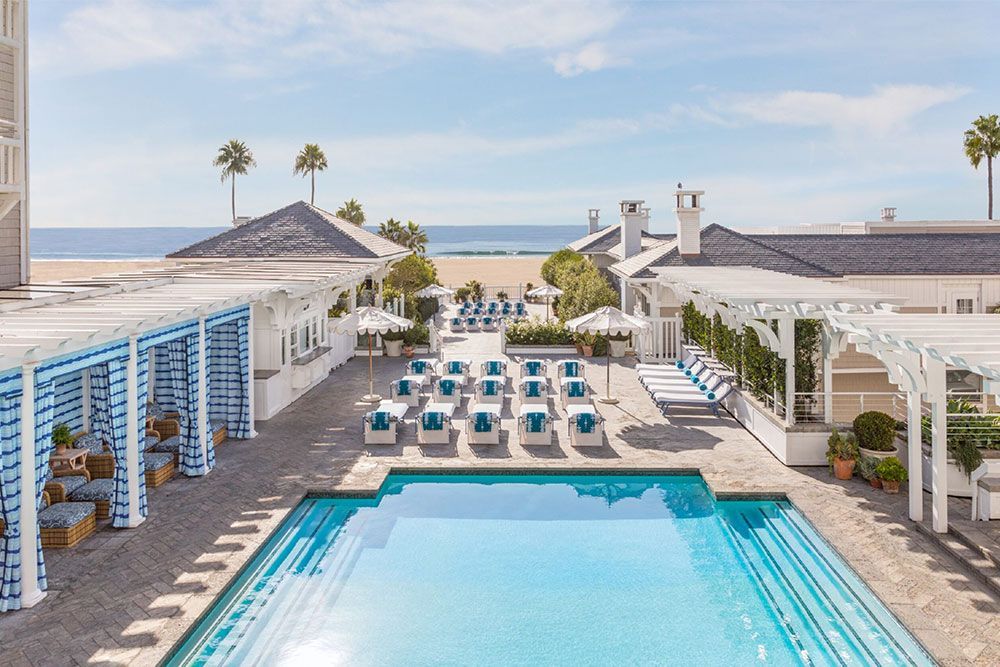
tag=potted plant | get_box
[524,282,534,302]
[853,411,898,460]
[455,287,471,304]
[608,332,629,358]
[857,455,882,489]
[52,423,73,456]
[826,427,860,481]
[382,330,405,357]
[578,332,596,357]
[875,456,908,494]
[497,290,508,302]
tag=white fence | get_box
[638,316,682,362]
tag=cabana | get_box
[826,312,1000,533]
[0,260,373,612]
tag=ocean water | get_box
[30,225,586,260]
[168,474,932,666]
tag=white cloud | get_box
[552,42,621,77]
[33,0,625,77]
[719,84,970,135]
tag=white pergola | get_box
[0,260,374,609]
[826,312,1000,533]
[650,267,905,424]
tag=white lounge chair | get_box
[639,359,706,382]
[417,402,456,444]
[363,401,408,444]
[653,384,732,417]
[559,377,590,407]
[406,359,436,384]
[481,359,507,379]
[521,359,547,378]
[643,374,723,396]
[390,377,422,407]
[556,359,584,379]
[474,377,505,404]
[971,460,1000,520]
[464,316,479,331]
[518,377,548,405]
[432,377,463,406]
[481,316,497,331]
[467,404,502,445]
[518,405,553,446]
[567,404,605,447]
[438,360,471,384]
[449,317,463,332]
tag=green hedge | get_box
[505,319,574,346]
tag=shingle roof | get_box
[168,201,410,260]
[567,225,621,253]
[627,224,836,279]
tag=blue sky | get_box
[27,1,1000,231]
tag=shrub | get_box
[505,318,574,346]
[52,423,73,448]
[826,427,859,465]
[455,287,471,303]
[496,290,508,301]
[385,253,438,295]
[382,329,405,342]
[540,249,586,288]
[853,411,897,452]
[556,262,618,322]
[404,322,429,346]
[857,455,880,482]
[464,279,484,302]
[416,297,437,323]
[875,456,908,483]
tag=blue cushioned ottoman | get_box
[38,500,97,548]
[68,478,114,519]
[145,452,175,487]
[153,435,181,454]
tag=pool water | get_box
[169,475,933,666]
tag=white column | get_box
[778,319,795,426]
[124,336,144,527]
[907,390,923,522]
[197,317,210,472]
[18,363,45,607]
[246,310,257,438]
[924,356,947,532]
[822,355,833,424]
[81,368,91,433]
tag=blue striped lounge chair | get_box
[363,401,408,445]
[518,405,552,446]
[407,358,435,382]
[475,377,504,404]
[450,317,463,332]
[560,378,589,407]
[465,317,479,331]
[463,301,473,309]
[440,360,470,383]
[475,301,485,309]
[390,378,421,407]
[481,316,496,331]
[481,359,507,378]
[521,359,546,378]
[38,491,97,549]
[567,405,605,447]
[501,303,512,316]
[417,402,456,444]
[557,359,582,379]
[432,377,462,406]
[458,307,468,316]
[515,303,527,316]
[519,377,548,405]
[466,404,502,445]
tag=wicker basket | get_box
[85,449,115,479]
[92,499,110,521]
[213,425,228,446]
[41,512,96,549]
[152,416,181,439]
[145,460,175,488]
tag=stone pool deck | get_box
[0,321,998,665]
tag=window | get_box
[311,318,319,347]
[956,298,975,315]
[290,328,299,359]
[280,329,287,365]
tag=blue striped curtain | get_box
[136,354,149,518]
[151,345,178,414]
[52,372,84,434]
[32,381,54,592]
[92,360,146,528]
[207,319,251,440]
[204,327,216,471]
[0,392,22,612]
[167,337,209,476]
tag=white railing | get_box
[0,138,20,187]
[2,0,20,42]
[447,285,528,301]
[793,392,905,424]
[638,315,682,362]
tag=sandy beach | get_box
[30,257,545,288]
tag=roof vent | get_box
[232,216,253,227]
[880,207,896,223]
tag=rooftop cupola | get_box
[674,184,704,257]
[588,208,600,234]
[620,200,649,258]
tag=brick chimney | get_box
[588,208,600,234]
[620,200,648,258]
[674,185,704,257]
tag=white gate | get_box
[639,316,682,362]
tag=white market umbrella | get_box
[334,306,413,403]
[415,284,454,299]
[565,306,650,404]
[525,284,563,321]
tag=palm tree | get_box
[378,217,406,244]
[336,198,365,226]
[293,143,328,205]
[404,220,428,254]
[964,114,1000,220]
[213,139,257,221]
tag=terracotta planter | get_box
[575,342,584,354]
[833,457,856,480]
[55,444,67,456]
[883,479,901,494]
[402,345,415,359]
[581,345,595,357]
[869,477,883,489]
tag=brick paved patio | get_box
[0,315,998,666]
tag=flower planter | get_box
[581,345,594,357]
[883,480,901,494]
[833,457,855,480]
[402,345,415,359]
[384,339,403,357]
[869,477,883,489]
[608,339,627,358]
[859,445,898,461]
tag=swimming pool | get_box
[169,474,933,666]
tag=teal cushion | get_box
[524,361,544,376]
[473,412,494,432]
[421,411,445,431]
[395,380,414,396]
[409,360,429,374]
[145,452,174,471]
[481,380,501,396]
[524,412,547,433]
[446,361,464,374]
[484,361,504,376]
[69,478,114,502]
[438,379,456,396]
[575,412,596,434]
[562,361,580,377]
[523,381,543,398]
[566,381,586,398]
[366,412,392,431]
[38,501,95,529]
